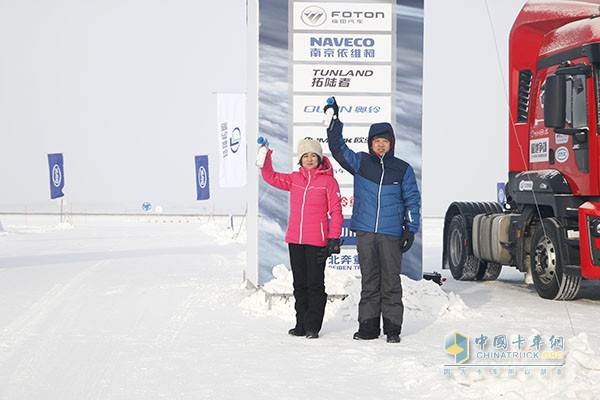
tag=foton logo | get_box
[301,6,326,27]
[331,11,385,19]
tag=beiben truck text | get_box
[443,0,600,300]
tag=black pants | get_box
[288,243,327,333]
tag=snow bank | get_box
[195,216,246,244]
[239,264,469,324]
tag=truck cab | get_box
[443,0,600,300]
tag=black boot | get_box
[353,317,380,340]
[383,318,401,343]
[288,327,306,336]
[386,334,401,343]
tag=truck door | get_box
[531,61,598,195]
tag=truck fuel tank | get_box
[473,213,517,265]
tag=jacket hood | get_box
[368,122,395,157]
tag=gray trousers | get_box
[356,231,404,327]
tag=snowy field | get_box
[1,214,600,399]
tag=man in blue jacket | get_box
[324,98,421,343]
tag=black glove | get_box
[400,231,415,253]
[328,238,341,255]
[316,238,342,264]
[323,97,339,120]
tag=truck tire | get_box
[446,214,480,280]
[476,262,502,281]
[531,218,581,300]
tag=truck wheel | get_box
[476,262,502,281]
[447,214,479,280]
[531,218,581,300]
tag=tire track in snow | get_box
[0,259,110,397]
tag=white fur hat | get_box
[297,139,323,160]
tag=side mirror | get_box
[544,74,566,128]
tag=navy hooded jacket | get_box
[327,119,421,237]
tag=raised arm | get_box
[260,149,293,192]
[325,109,361,175]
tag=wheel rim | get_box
[534,235,556,285]
[449,228,463,266]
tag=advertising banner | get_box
[257,0,424,284]
[47,153,65,199]
[217,93,247,188]
[195,155,210,200]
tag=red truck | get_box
[443,0,600,300]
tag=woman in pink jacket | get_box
[260,139,343,339]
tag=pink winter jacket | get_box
[261,149,343,247]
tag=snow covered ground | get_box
[1,214,600,399]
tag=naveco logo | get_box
[198,166,208,189]
[52,164,62,187]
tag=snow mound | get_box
[402,277,469,319]
[239,265,470,323]
[195,216,246,244]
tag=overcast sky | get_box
[0,0,527,216]
[422,0,526,216]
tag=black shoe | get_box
[353,331,379,340]
[386,334,401,343]
[305,331,319,339]
[288,328,306,336]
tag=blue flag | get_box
[195,155,210,200]
[47,153,65,199]
[497,182,506,205]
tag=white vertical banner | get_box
[217,93,247,188]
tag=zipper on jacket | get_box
[299,171,311,243]
[375,155,385,232]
